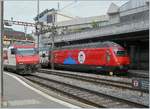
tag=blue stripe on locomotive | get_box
[63,56,77,64]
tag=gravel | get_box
[35,72,149,106]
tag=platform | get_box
[1,71,79,108]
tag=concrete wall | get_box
[49,17,148,43]
[126,41,149,70]
[56,14,73,23]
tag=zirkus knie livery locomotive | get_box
[49,41,130,74]
[3,41,40,74]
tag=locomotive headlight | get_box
[34,62,38,64]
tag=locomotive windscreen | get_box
[17,48,36,56]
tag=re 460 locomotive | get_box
[47,41,130,74]
[3,41,40,74]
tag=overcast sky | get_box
[4,0,128,33]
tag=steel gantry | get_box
[4,20,35,27]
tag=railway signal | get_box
[4,20,35,27]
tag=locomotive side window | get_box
[116,50,127,56]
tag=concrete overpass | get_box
[41,0,149,44]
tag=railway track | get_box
[39,69,148,93]
[128,70,149,79]
[25,74,148,108]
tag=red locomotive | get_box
[3,41,40,74]
[49,41,130,74]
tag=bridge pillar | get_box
[135,45,141,69]
[129,45,136,69]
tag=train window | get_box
[17,48,36,56]
[116,51,127,56]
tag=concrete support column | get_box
[129,45,136,69]
[0,0,4,107]
[135,46,141,69]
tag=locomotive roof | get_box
[54,41,122,50]
[7,41,35,49]
[13,41,34,45]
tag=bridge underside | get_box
[55,30,149,70]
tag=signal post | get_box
[0,0,4,107]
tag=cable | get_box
[60,0,77,11]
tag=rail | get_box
[25,74,148,108]
[39,69,149,93]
